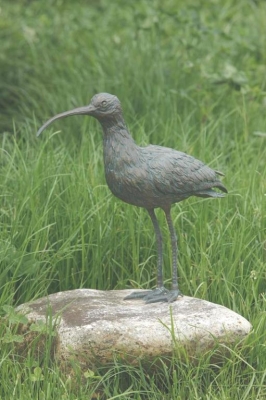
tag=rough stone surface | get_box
[16,289,252,365]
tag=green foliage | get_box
[0,0,266,398]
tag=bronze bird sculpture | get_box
[37,93,227,303]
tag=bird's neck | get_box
[99,115,126,133]
[100,116,136,145]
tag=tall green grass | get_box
[1,0,266,398]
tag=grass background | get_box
[0,0,266,398]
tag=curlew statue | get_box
[37,93,227,303]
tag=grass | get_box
[0,0,266,398]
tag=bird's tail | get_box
[196,189,227,198]
[215,170,225,177]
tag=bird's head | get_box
[36,93,122,137]
[89,93,122,117]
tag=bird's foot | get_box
[124,287,183,303]
[144,287,183,303]
[124,290,154,300]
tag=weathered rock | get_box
[16,289,252,366]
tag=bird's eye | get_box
[101,100,107,107]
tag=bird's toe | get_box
[145,288,182,303]
[124,290,153,300]
[124,287,182,303]
[143,287,169,302]
[166,289,183,303]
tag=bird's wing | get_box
[143,145,226,196]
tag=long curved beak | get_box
[36,104,96,137]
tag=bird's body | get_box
[104,139,226,210]
[37,93,227,303]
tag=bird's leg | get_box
[124,209,167,300]
[124,208,169,301]
[148,208,164,289]
[141,207,182,303]
[163,207,183,302]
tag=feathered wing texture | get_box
[142,145,227,201]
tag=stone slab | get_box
[16,289,252,365]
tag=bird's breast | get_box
[103,138,148,206]
[104,162,149,206]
